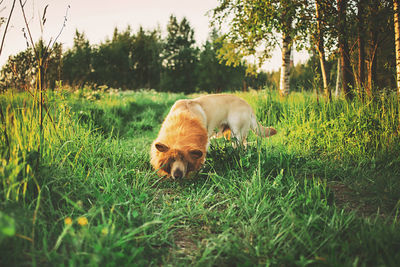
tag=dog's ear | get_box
[189,149,203,159]
[155,142,169,152]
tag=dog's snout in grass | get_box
[173,169,183,179]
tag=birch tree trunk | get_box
[394,0,400,94]
[335,57,341,98]
[279,32,291,96]
[315,1,330,100]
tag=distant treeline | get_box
[0,15,268,93]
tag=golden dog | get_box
[150,94,277,179]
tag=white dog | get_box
[187,94,276,145]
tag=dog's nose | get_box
[173,169,183,179]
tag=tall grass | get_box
[242,90,400,160]
[1,88,399,266]
[1,91,75,201]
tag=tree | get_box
[131,27,162,89]
[364,0,380,96]
[62,30,92,87]
[212,0,309,96]
[0,48,35,91]
[337,0,354,99]
[357,0,394,96]
[196,30,247,92]
[357,0,366,92]
[394,0,400,94]
[161,15,198,93]
[46,43,63,89]
[314,0,331,100]
[91,27,134,89]
[0,41,61,92]
[279,1,294,96]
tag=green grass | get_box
[1,88,400,266]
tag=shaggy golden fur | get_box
[150,94,277,179]
[150,101,208,178]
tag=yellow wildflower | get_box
[101,227,109,236]
[64,217,72,225]
[77,216,88,226]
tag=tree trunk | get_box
[335,57,341,98]
[357,0,365,94]
[367,31,378,95]
[315,1,330,100]
[337,0,354,99]
[279,32,291,96]
[394,0,400,94]
[366,0,378,96]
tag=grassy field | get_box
[1,88,400,266]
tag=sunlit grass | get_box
[1,88,399,266]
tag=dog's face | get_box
[152,142,204,179]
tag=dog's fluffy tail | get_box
[250,114,277,137]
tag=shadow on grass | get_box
[199,138,400,219]
[71,93,183,138]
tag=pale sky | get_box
[0,0,308,71]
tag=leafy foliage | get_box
[0,48,35,92]
[131,27,162,89]
[0,41,62,92]
[62,31,92,88]
[1,16,265,93]
[160,15,199,93]
[211,0,310,67]
[197,30,248,92]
